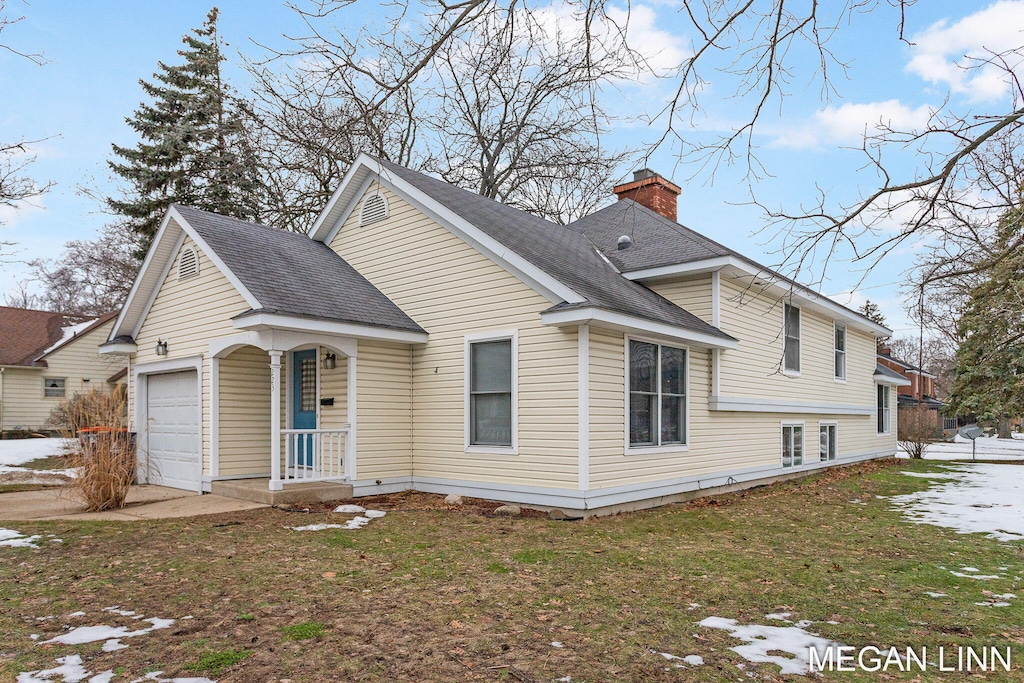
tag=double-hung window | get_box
[877,385,891,434]
[819,423,837,461]
[467,333,516,450]
[628,340,686,448]
[782,423,804,467]
[834,323,847,381]
[783,303,801,373]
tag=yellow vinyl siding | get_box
[717,275,875,404]
[218,346,271,476]
[319,346,348,429]
[333,182,578,487]
[588,327,888,489]
[0,319,124,431]
[135,235,251,475]
[648,274,713,323]
[356,340,412,480]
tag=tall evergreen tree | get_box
[107,8,259,248]
[947,204,1024,424]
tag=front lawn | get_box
[2,458,1021,681]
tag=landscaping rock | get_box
[493,504,521,517]
[548,508,583,521]
[444,493,463,506]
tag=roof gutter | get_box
[541,307,738,350]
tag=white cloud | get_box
[770,100,933,149]
[906,1,1024,103]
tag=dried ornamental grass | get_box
[58,389,136,512]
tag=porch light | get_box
[322,352,337,370]
[155,339,168,356]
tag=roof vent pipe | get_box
[617,235,633,250]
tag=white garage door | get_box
[144,370,200,491]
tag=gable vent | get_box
[359,193,389,226]
[178,245,199,280]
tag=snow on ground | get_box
[0,438,67,467]
[0,528,44,548]
[889,464,1024,542]
[649,650,704,668]
[290,510,386,531]
[898,437,1024,461]
[21,610,212,683]
[699,617,843,676]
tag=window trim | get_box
[464,330,518,455]
[624,335,690,455]
[833,322,847,382]
[782,302,801,376]
[43,377,67,399]
[876,384,891,435]
[781,421,805,468]
[818,421,838,462]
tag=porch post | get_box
[269,350,284,491]
[346,353,357,481]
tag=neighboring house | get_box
[0,307,125,432]
[877,347,944,410]
[101,156,899,514]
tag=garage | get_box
[143,370,201,491]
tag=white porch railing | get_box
[276,426,350,486]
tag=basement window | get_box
[178,245,199,280]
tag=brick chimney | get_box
[613,169,682,221]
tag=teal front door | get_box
[291,349,317,467]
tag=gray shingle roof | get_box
[568,198,736,272]
[372,158,734,343]
[174,205,424,334]
[875,362,910,383]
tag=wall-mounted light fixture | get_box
[322,352,337,370]
[155,339,169,356]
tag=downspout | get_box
[0,367,5,433]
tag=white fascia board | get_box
[624,255,892,338]
[541,307,738,350]
[320,174,375,246]
[107,211,179,342]
[167,206,262,310]
[99,342,138,355]
[233,311,428,344]
[709,395,875,415]
[312,154,583,305]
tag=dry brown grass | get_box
[58,389,135,512]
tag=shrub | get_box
[898,405,938,459]
[57,389,135,511]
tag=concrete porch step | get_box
[211,479,354,505]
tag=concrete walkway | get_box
[0,485,267,521]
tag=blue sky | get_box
[1,0,1020,338]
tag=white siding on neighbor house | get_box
[588,309,888,490]
[716,275,876,404]
[134,235,251,475]
[331,182,579,488]
[0,318,124,431]
[218,346,272,476]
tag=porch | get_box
[208,330,359,498]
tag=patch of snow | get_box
[0,529,42,548]
[41,617,174,646]
[0,438,68,467]
[976,601,1011,607]
[825,620,840,625]
[130,673,215,683]
[925,592,947,597]
[550,641,564,648]
[291,511,383,532]
[654,651,680,660]
[794,620,814,629]
[29,634,39,640]
[17,654,113,683]
[557,677,571,682]
[687,603,700,610]
[333,504,365,513]
[898,438,1024,461]
[961,567,980,572]
[950,571,1001,580]
[67,612,86,618]
[683,655,704,666]
[765,612,791,621]
[699,616,844,676]
[890,465,1024,542]
[364,510,386,519]
[103,607,137,616]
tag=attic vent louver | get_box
[178,245,199,280]
[360,193,389,226]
